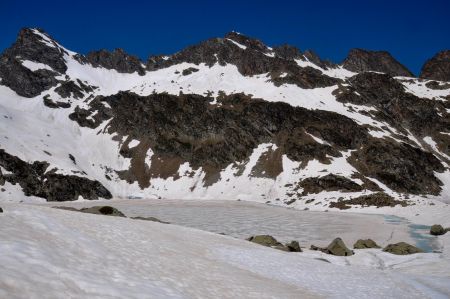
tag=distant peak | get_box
[342,48,414,77]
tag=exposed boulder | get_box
[430,224,446,236]
[311,238,354,256]
[85,48,145,75]
[329,193,408,210]
[353,239,381,249]
[54,206,125,217]
[0,207,3,213]
[80,206,125,217]
[247,235,282,247]
[420,50,450,82]
[342,48,413,77]
[383,242,423,255]
[247,235,301,252]
[285,240,302,252]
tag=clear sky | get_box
[1,0,449,75]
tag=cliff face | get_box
[0,28,449,206]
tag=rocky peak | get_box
[0,28,68,97]
[6,28,68,73]
[420,50,450,82]
[85,48,145,75]
[342,48,414,77]
[224,31,270,53]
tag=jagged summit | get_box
[342,48,414,77]
[420,50,450,82]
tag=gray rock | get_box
[247,235,282,247]
[79,206,125,217]
[353,239,381,249]
[285,240,302,252]
[311,238,354,256]
[430,224,446,236]
[383,242,423,255]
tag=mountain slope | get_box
[0,28,449,208]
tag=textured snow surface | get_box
[1,203,450,299]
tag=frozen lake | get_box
[45,199,439,251]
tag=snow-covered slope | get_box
[1,203,450,298]
[0,28,449,211]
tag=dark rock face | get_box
[420,50,450,82]
[342,48,414,77]
[0,28,68,97]
[0,149,111,201]
[85,48,145,75]
[298,174,363,195]
[349,140,444,195]
[329,192,408,210]
[54,79,95,99]
[68,91,445,194]
[353,239,381,249]
[336,72,450,162]
[69,92,368,187]
[273,44,302,60]
[0,207,3,213]
[383,242,423,255]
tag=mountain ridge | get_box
[0,28,449,209]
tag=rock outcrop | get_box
[0,149,111,201]
[0,28,68,97]
[55,206,125,217]
[430,224,447,236]
[311,238,354,256]
[383,242,423,255]
[247,235,301,252]
[420,50,450,82]
[85,48,145,75]
[329,193,408,210]
[342,48,413,77]
[353,239,381,249]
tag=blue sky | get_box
[1,0,449,75]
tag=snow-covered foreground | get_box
[1,203,450,298]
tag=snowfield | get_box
[1,203,450,299]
